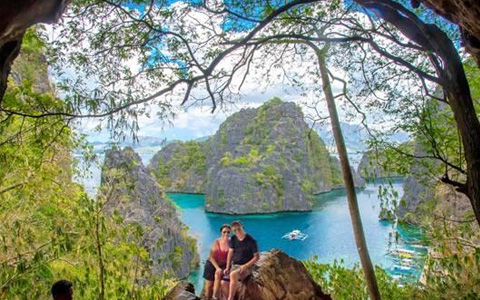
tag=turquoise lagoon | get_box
[76,152,424,289]
[168,179,424,291]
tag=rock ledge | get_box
[164,249,332,300]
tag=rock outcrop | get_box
[398,142,471,223]
[164,250,332,300]
[397,144,436,222]
[0,0,70,99]
[10,43,53,94]
[357,146,414,180]
[149,98,354,214]
[148,141,206,193]
[203,99,344,214]
[163,282,200,300]
[101,147,199,278]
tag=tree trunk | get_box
[417,0,480,68]
[354,0,480,230]
[313,43,382,300]
[0,0,71,101]
[443,68,480,225]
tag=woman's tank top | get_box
[212,240,229,267]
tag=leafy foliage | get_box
[362,56,480,299]
[0,30,173,299]
[304,260,422,300]
[151,141,206,191]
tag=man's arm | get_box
[240,239,259,273]
[241,252,259,270]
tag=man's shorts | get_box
[221,264,252,282]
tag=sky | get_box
[47,0,415,146]
[78,79,344,143]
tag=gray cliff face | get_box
[357,150,402,180]
[398,171,435,222]
[148,141,206,193]
[399,142,471,223]
[11,51,53,94]
[203,100,350,214]
[399,168,471,223]
[397,141,436,222]
[101,147,198,278]
[398,101,472,223]
[150,99,357,214]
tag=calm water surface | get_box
[168,179,418,291]
[76,151,422,290]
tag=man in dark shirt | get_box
[223,221,259,300]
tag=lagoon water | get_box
[76,149,421,291]
[168,179,412,291]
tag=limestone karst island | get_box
[2,1,480,300]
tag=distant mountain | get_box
[317,122,369,153]
[194,135,210,142]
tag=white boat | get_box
[390,248,416,255]
[410,244,428,250]
[282,229,308,241]
[392,264,413,273]
[387,248,417,258]
[399,258,416,266]
[391,274,402,281]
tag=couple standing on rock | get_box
[203,221,259,300]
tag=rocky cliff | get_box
[397,142,436,222]
[203,99,344,214]
[164,250,332,300]
[149,141,206,193]
[358,151,394,180]
[101,147,199,278]
[398,142,471,224]
[149,98,353,214]
[0,0,70,99]
[357,143,414,180]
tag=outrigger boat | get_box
[387,248,417,259]
[410,244,428,250]
[392,264,414,273]
[399,258,417,267]
[282,229,308,241]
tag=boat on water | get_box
[387,248,419,259]
[390,248,416,255]
[282,229,308,241]
[399,258,417,267]
[410,244,428,250]
[391,274,403,281]
[389,256,417,266]
[392,264,414,273]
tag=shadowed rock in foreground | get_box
[163,282,200,300]
[164,249,332,300]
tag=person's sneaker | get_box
[212,297,218,300]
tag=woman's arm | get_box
[224,248,234,275]
[208,240,221,270]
